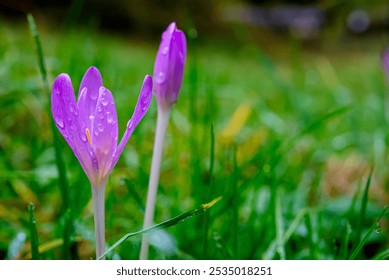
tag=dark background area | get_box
[1,0,388,42]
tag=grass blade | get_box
[232,146,239,258]
[373,249,389,260]
[28,203,40,260]
[203,124,215,257]
[99,197,222,260]
[263,208,308,259]
[275,189,285,260]
[28,14,75,259]
[349,205,387,260]
[355,167,374,244]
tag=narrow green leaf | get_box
[299,106,350,136]
[373,249,389,260]
[27,13,74,258]
[356,167,374,244]
[98,197,222,260]
[349,205,387,260]
[263,208,308,259]
[340,221,352,260]
[275,189,285,260]
[122,178,145,213]
[202,124,215,257]
[28,203,40,260]
[232,146,239,258]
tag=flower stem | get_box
[92,180,107,259]
[140,105,171,260]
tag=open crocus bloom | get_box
[51,66,153,188]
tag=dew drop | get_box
[55,117,65,129]
[100,98,109,106]
[80,87,87,97]
[89,115,95,121]
[97,105,103,112]
[107,112,113,124]
[156,72,165,84]
[162,46,169,55]
[89,87,98,100]
[80,133,87,142]
[97,123,104,132]
[99,113,104,119]
[374,225,382,233]
[179,51,185,63]
[94,130,99,136]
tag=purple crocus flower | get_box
[51,66,152,258]
[52,66,152,187]
[153,22,187,109]
[140,22,186,259]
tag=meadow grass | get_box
[0,19,388,260]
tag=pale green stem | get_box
[92,179,107,260]
[140,105,171,260]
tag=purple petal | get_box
[111,75,153,168]
[153,22,186,108]
[51,74,94,180]
[77,66,103,133]
[92,86,118,177]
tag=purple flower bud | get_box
[51,66,153,187]
[153,22,187,109]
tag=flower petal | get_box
[111,75,153,168]
[51,74,94,180]
[92,86,118,177]
[77,66,103,133]
[154,22,186,108]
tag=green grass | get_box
[0,17,388,260]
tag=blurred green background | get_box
[1,0,389,260]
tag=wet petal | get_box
[77,66,103,132]
[112,75,153,167]
[92,86,118,176]
[51,74,94,180]
[153,22,186,108]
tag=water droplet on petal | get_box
[80,133,87,142]
[97,123,104,132]
[156,72,165,84]
[80,87,87,97]
[94,130,99,136]
[97,105,102,112]
[162,46,169,55]
[99,113,104,119]
[55,117,65,129]
[107,112,113,124]
[100,98,109,106]
[89,115,95,121]
[89,87,98,100]
[127,119,133,129]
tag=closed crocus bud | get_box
[153,22,187,109]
